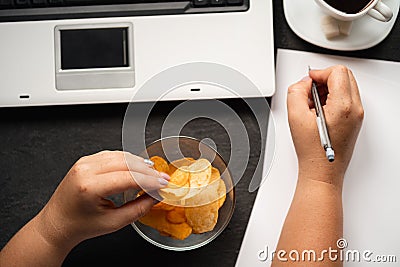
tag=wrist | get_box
[297,173,344,197]
[298,158,345,190]
[34,204,80,253]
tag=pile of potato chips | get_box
[138,156,227,240]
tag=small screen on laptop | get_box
[60,27,129,70]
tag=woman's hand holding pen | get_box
[272,65,365,266]
[287,65,364,187]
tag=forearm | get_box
[272,175,343,267]
[0,210,75,267]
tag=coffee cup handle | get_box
[368,1,393,22]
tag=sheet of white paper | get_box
[236,49,400,266]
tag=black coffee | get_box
[324,0,373,14]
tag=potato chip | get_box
[159,231,171,237]
[188,159,212,187]
[185,176,220,207]
[146,156,228,240]
[181,159,212,200]
[210,167,220,183]
[159,167,190,201]
[159,181,190,201]
[169,223,192,240]
[150,156,169,174]
[217,179,227,208]
[166,207,186,224]
[169,166,190,186]
[168,157,195,175]
[139,209,192,240]
[185,201,219,234]
[183,178,220,233]
[152,201,175,211]
[139,209,166,226]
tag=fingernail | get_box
[144,159,154,167]
[159,172,171,181]
[301,76,311,82]
[158,178,169,186]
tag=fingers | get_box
[96,171,169,197]
[80,151,161,177]
[347,69,363,107]
[309,65,364,119]
[309,65,352,102]
[287,76,314,119]
[113,194,157,226]
[308,85,329,109]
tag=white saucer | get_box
[283,0,399,51]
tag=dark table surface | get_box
[1,1,399,266]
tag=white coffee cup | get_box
[314,0,393,22]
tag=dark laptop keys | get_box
[14,0,30,6]
[193,0,208,7]
[227,0,243,5]
[3,0,245,10]
[64,0,104,4]
[0,0,247,20]
[0,0,13,8]
[211,0,225,6]
[48,0,63,5]
[32,0,47,6]
[63,0,187,5]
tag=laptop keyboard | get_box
[0,0,248,22]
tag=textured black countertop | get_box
[1,1,399,266]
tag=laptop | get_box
[0,0,275,107]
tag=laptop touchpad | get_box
[55,23,135,91]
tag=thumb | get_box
[287,76,313,120]
[113,194,157,227]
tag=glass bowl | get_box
[123,136,235,251]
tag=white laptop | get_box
[0,0,275,107]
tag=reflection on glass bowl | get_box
[123,136,235,251]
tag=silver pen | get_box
[309,66,335,162]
